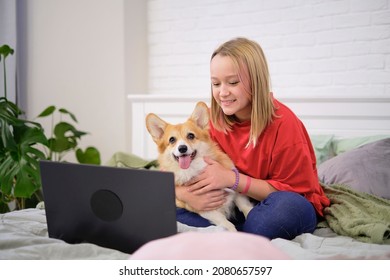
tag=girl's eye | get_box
[169,137,176,144]
[211,81,239,86]
[187,133,195,140]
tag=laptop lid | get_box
[39,160,177,254]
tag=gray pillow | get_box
[318,138,390,199]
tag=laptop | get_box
[39,160,177,254]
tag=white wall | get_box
[147,0,390,98]
[124,0,148,95]
[23,0,127,163]
[21,0,390,162]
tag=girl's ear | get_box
[189,102,210,129]
[145,114,168,142]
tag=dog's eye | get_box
[187,133,195,140]
[169,137,176,144]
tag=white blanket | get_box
[1,208,390,260]
[271,228,390,259]
[0,208,129,260]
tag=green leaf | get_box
[76,147,101,165]
[0,118,18,152]
[53,122,76,138]
[0,147,43,198]
[14,125,47,146]
[14,163,40,197]
[0,97,21,117]
[53,121,87,141]
[37,105,56,118]
[0,103,48,201]
[48,138,72,153]
[0,157,18,195]
[24,145,46,160]
[0,45,14,60]
[59,108,78,123]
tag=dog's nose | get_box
[178,145,188,154]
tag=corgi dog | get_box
[145,101,253,231]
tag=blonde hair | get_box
[210,37,276,148]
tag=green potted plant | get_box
[0,44,101,213]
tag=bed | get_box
[1,95,390,260]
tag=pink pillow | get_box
[130,232,290,260]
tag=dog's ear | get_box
[145,114,168,142]
[189,101,210,129]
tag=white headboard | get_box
[126,94,390,160]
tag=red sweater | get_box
[209,98,330,216]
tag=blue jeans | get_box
[176,191,317,240]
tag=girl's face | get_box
[210,54,252,122]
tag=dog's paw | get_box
[223,222,238,232]
[242,206,254,219]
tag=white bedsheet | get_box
[0,208,129,260]
[271,228,390,259]
[1,208,389,260]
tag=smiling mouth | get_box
[174,151,197,169]
[220,99,236,106]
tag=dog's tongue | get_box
[178,155,191,169]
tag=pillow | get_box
[310,134,334,165]
[318,138,390,199]
[130,232,291,260]
[333,135,390,155]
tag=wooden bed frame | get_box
[126,94,390,160]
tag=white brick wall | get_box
[147,0,390,99]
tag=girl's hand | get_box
[179,188,228,212]
[187,157,235,194]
